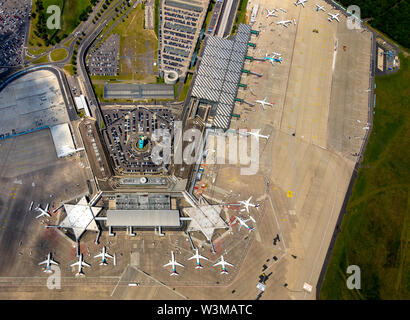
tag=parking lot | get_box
[0,0,31,66]
[159,0,208,76]
[102,106,176,174]
[87,33,120,76]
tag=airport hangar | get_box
[0,69,82,158]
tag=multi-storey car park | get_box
[158,0,209,78]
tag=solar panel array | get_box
[191,24,252,130]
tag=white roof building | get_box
[60,196,102,240]
[50,123,76,158]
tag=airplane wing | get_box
[38,260,48,265]
[94,253,103,258]
[163,261,173,267]
[82,262,91,268]
[213,261,223,267]
[188,255,197,260]
[198,254,209,261]
[238,223,243,231]
[105,253,114,259]
[174,261,184,267]
[35,213,45,219]
[224,262,234,267]
[70,261,80,267]
[50,260,59,265]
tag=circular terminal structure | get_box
[140,177,148,184]
[164,70,179,85]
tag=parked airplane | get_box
[246,130,270,140]
[279,8,287,13]
[239,196,260,214]
[294,0,307,7]
[266,9,278,18]
[265,54,283,65]
[38,252,58,273]
[163,251,184,276]
[255,97,275,109]
[213,255,234,274]
[94,246,114,265]
[188,248,209,269]
[35,203,51,219]
[328,13,340,22]
[70,254,91,276]
[277,20,292,27]
[234,216,255,232]
[316,4,325,12]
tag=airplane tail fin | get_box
[221,269,229,275]
[195,264,203,269]
[170,271,179,276]
[100,261,108,266]
[76,271,85,277]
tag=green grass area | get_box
[337,0,410,49]
[231,0,249,35]
[28,0,94,48]
[63,64,75,75]
[27,47,48,56]
[31,54,50,64]
[319,53,410,300]
[50,48,68,61]
[178,73,193,102]
[90,3,157,86]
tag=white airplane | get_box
[70,254,91,276]
[266,9,278,18]
[239,196,260,214]
[163,251,184,276]
[188,248,209,269]
[328,13,340,22]
[363,126,370,130]
[246,130,270,140]
[255,97,275,109]
[234,216,255,232]
[294,0,307,7]
[94,246,114,265]
[316,4,325,12]
[38,252,59,273]
[213,255,234,274]
[277,20,292,27]
[265,53,283,65]
[35,204,51,219]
